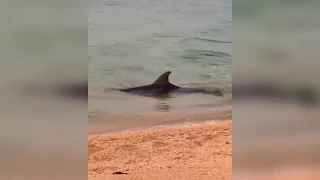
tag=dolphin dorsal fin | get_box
[152,71,172,85]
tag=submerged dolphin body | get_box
[118,71,223,97]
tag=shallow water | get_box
[88,0,232,129]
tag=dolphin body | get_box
[118,71,223,97]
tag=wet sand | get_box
[88,120,232,180]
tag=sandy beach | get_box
[88,120,232,180]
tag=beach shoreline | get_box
[88,120,232,180]
[88,106,232,134]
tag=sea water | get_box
[88,0,232,132]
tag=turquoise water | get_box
[89,0,232,117]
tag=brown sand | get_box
[88,121,232,180]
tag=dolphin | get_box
[118,71,223,97]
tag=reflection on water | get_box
[153,93,174,100]
[154,101,171,112]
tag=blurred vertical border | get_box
[0,0,88,180]
[233,0,320,179]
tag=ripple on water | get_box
[181,49,231,64]
[89,0,232,126]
